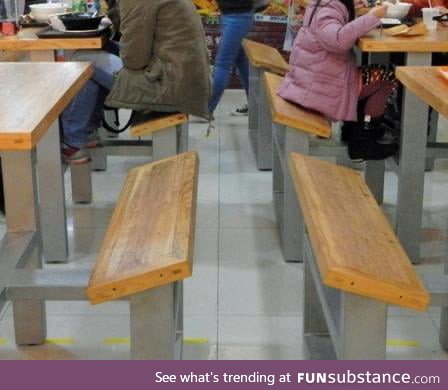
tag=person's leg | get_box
[61,79,99,157]
[209,12,254,113]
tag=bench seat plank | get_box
[264,72,331,138]
[243,39,289,76]
[130,113,188,138]
[87,151,199,304]
[289,152,430,311]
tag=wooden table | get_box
[356,26,448,262]
[0,27,107,61]
[0,63,92,274]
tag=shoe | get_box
[62,144,91,165]
[348,133,398,161]
[86,129,102,149]
[230,104,248,116]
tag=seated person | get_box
[61,0,211,164]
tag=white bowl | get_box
[384,2,412,20]
[30,3,68,23]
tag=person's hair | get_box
[308,0,355,25]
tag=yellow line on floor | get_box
[0,337,7,346]
[45,338,75,346]
[103,337,209,346]
[387,339,421,348]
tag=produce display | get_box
[193,0,219,17]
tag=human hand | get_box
[368,4,388,19]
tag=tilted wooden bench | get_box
[90,111,189,171]
[264,72,386,262]
[289,152,430,359]
[242,39,289,170]
[7,151,199,360]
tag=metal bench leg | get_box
[176,122,189,154]
[70,162,93,204]
[153,127,177,161]
[283,128,309,262]
[2,150,47,345]
[303,258,334,359]
[255,76,273,170]
[439,307,448,350]
[36,121,69,263]
[248,64,261,132]
[365,160,385,204]
[90,145,107,171]
[339,292,387,359]
[426,109,439,171]
[130,282,180,360]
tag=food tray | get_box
[36,24,111,39]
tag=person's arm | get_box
[313,6,384,54]
[119,0,155,70]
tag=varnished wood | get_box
[130,113,189,137]
[0,62,93,151]
[263,72,331,138]
[87,151,199,304]
[289,152,430,311]
[0,28,106,51]
[396,66,448,118]
[242,39,288,76]
[358,24,448,52]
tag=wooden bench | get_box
[7,151,199,360]
[289,152,430,359]
[242,39,289,170]
[264,72,386,262]
[90,112,189,172]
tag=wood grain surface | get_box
[243,39,288,76]
[263,72,331,138]
[131,113,188,137]
[396,66,448,118]
[0,62,93,150]
[87,151,199,304]
[289,152,430,311]
[0,27,106,51]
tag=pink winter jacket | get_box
[277,1,380,121]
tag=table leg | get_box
[396,86,428,263]
[2,150,47,345]
[248,65,260,132]
[36,121,69,263]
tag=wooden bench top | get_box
[242,39,289,76]
[289,152,430,311]
[263,72,331,138]
[0,62,93,151]
[87,151,199,304]
[0,27,107,51]
[396,66,448,118]
[130,112,189,138]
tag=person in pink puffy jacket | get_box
[278,0,399,161]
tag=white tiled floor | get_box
[1,91,448,359]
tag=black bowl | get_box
[59,13,104,31]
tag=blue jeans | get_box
[61,41,123,148]
[208,12,254,113]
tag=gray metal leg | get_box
[365,160,385,204]
[427,109,439,171]
[36,121,69,263]
[70,162,93,204]
[248,65,261,132]
[439,307,448,350]
[283,128,309,262]
[254,76,273,170]
[90,145,107,171]
[2,150,47,345]
[176,122,189,154]
[339,292,387,359]
[153,127,177,161]
[396,77,429,263]
[405,52,434,171]
[130,283,179,360]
